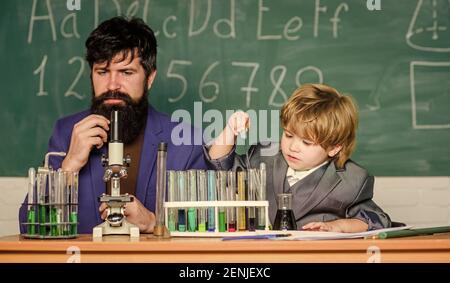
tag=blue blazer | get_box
[19,105,207,234]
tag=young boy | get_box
[205,84,391,232]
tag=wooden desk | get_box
[1,233,450,263]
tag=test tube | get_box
[207,170,216,232]
[216,171,227,232]
[51,169,62,236]
[63,171,70,235]
[187,170,197,232]
[167,170,177,232]
[27,168,36,235]
[226,171,236,232]
[196,170,207,232]
[154,142,167,236]
[247,169,257,231]
[56,169,64,236]
[177,171,187,232]
[237,171,246,231]
[49,170,58,236]
[69,171,78,235]
[257,163,267,230]
[37,171,47,236]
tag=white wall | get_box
[373,177,450,228]
[1,177,450,236]
[0,177,27,236]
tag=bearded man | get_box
[19,17,207,234]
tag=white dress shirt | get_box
[286,161,329,187]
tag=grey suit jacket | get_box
[205,143,391,230]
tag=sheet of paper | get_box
[270,225,413,241]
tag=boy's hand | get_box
[302,219,368,233]
[208,111,250,159]
[226,111,250,138]
[302,221,342,232]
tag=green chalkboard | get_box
[1,0,450,176]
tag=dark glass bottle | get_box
[273,193,297,231]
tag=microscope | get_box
[92,110,139,238]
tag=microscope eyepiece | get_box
[110,110,122,142]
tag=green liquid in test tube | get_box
[49,170,59,236]
[70,212,78,235]
[56,170,65,236]
[37,172,47,236]
[27,168,36,235]
[63,172,71,235]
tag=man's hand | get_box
[99,196,156,233]
[302,219,369,233]
[61,114,110,172]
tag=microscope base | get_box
[93,219,140,238]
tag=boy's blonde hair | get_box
[280,83,358,169]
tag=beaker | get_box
[273,193,297,231]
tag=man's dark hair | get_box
[85,17,157,77]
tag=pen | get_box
[377,226,450,239]
[222,234,291,241]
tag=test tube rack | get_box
[21,202,79,239]
[164,200,270,237]
[21,152,79,239]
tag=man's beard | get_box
[90,89,148,144]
